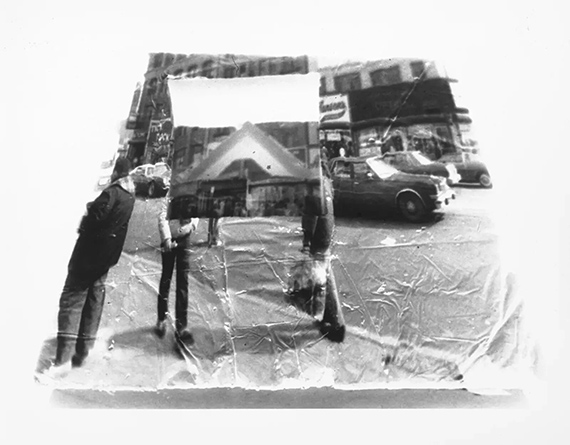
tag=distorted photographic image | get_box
[32,50,535,406]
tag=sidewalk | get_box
[34,199,532,397]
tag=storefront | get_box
[318,93,354,158]
[348,78,473,160]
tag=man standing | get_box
[297,161,346,342]
[156,195,199,343]
[42,157,136,378]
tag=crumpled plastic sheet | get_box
[35,198,535,391]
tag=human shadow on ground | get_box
[108,318,325,364]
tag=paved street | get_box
[35,184,529,395]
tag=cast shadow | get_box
[108,318,326,364]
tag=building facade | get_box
[317,58,477,160]
[124,55,477,166]
[126,53,318,168]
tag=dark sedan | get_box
[329,156,455,222]
[129,162,171,197]
[380,151,461,185]
[438,152,492,188]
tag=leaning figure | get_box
[41,157,136,379]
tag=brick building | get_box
[317,58,476,159]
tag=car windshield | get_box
[366,157,399,179]
[410,152,432,165]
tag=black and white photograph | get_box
[3,0,569,443]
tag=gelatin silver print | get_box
[33,51,534,407]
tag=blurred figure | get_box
[41,157,136,379]
[293,162,346,342]
[156,195,199,343]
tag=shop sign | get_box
[319,94,350,124]
[147,118,173,154]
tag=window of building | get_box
[147,78,158,96]
[268,60,278,75]
[410,61,426,80]
[320,77,327,95]
[370,66,402,86]
[333,72,361,93]
[247,61,257,77]
[256,122,306,149]
[186,65,198,77]
[280,57,296,75]
[163,53,174,67]
[202,60,215,78]
[223,65,237,78]
[152,54,164,69]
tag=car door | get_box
[351,161,391,213]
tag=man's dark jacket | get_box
[68,176,136,283]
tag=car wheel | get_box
[398,193,426,222]
[148,182,156,198]
[478,173,492,188]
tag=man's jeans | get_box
[158,236,191,332]
[56,272,108,365]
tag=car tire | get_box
[478,173,492,188]
[398,193,426,222]
[148,182,156,198]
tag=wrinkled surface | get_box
[36,191,534,390]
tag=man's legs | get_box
[55,273,90,366]
[174,238,190,335]
[73,273,108,366]
[157,249,176,323]
[320,266,346,342]
[208,217,220,246]
[301,214,317,251]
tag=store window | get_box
[410,61,426,80]
[334,72,361,93]
[370,66,401,86]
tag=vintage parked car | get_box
[328,156,455,222]
[129,162,171,197]
[437,152,492,188]
[380,151,461,185]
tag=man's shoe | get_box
[154,320,167,338]
[176,329,194,345]
[71,353,88,368]
[319,321,346,343]
[35,361,71,384]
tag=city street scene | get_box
[34,52,534,398]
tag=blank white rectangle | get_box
[167,73,321,128]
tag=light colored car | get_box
[438,152,492,188]
[380,151,461,185]
[129,162,171,197]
